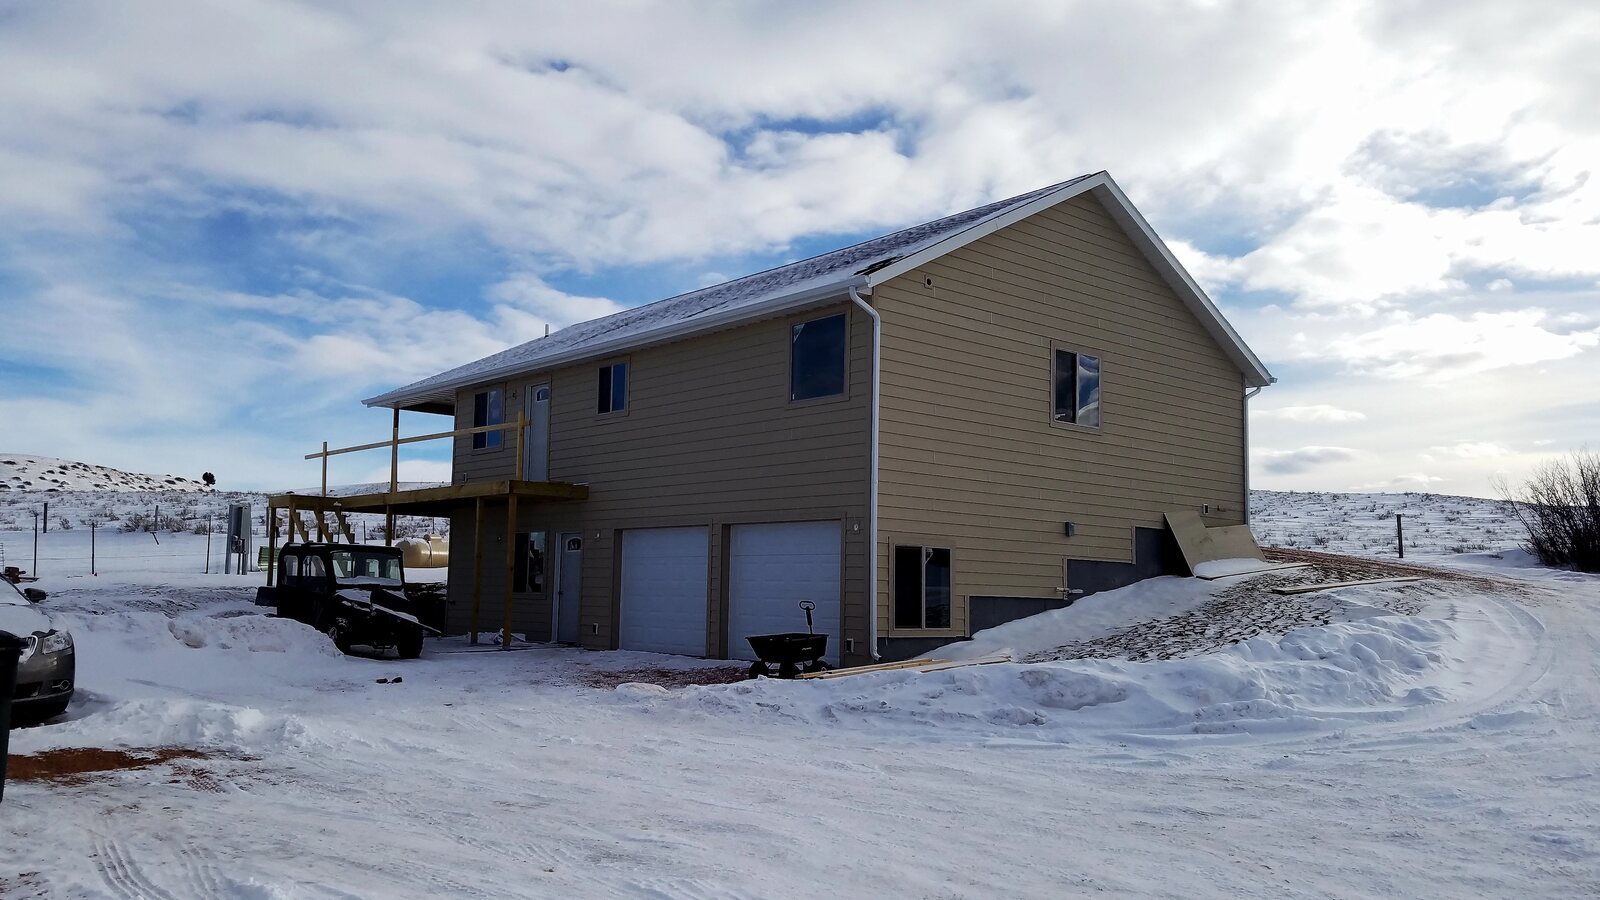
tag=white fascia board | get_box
[862,171,1275,389]
[362,277,868,409]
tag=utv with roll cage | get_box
[255,542,437,658]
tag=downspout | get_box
[1243,385,1264,524]
[848,285,883,661]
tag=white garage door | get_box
[620,527,709,656]
[729,522,842,664]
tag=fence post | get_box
[91,521,97,576]
[1396,513,1404,559]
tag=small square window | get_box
[893,545,953,629]
[472,388,504,449]
[598,362,628,414]
[791,314,847,401]
[1053,349,1101,427]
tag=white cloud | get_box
[1324,310,1599,379]
[1256,446,1361,475]
[1256,405,1368,424]
[1429,441,1514,459]
[1350,473,1447,491]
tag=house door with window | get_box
[555,534,582,643]
[524,384,551,481]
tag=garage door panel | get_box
[729,522,842,664]
[620,527,709,657]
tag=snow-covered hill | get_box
[1249,489,1520,559]
[0,454,211,493]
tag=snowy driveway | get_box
[2,563,1596,898]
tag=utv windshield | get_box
[331,550,404,585]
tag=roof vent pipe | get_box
[848,284,882,661]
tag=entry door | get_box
[524,384,551,481]
[555,533,583,643]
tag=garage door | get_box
[619,527,710,656]
[729,522,842,664]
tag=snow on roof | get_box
[364,174,1098,410]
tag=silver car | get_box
[2,579,75,723]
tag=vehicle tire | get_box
[747,661,770,679]
[396,628,424,660]
[326,620,355,654]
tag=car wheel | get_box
[326,621,355,654]
[396,629,424,660]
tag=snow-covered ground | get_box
[1251,488,1520,558]
[2,495,1597,897]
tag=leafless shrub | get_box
[1495,450,1600,573]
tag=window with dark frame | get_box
[1053,349,1101,428]
[893,545,952,629]
[472,388,504,449]
[598,362,628,414]
[790,313,847,401]
[513,532,548,593]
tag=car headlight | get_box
[41,630,72,654]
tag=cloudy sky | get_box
[1,0,1596,497]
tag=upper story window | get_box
[598,362,628,414]
[1053,349,1101,428]
[472,388,504,449]
[791,313,847,401]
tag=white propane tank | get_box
[397,534,450,568]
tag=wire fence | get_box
[1,500,450,580]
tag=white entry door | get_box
[728,521,842,664]
[619,527,709,656]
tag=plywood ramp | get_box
[1164,510,1266,573]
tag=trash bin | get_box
[0,630,29,804]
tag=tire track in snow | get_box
[92,834,178,900]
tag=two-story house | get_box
[356,171,1274,666]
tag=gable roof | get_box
[366,171,1271,411]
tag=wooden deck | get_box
[267,479,588,516]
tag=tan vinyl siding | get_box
[873,192,1248,638]
[444,303,873,664]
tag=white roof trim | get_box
[863,172,1274,388]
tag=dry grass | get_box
[1263,547,1519,593]
[6,747,212,785]
[576,666,748,689]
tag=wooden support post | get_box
[335,511,354,543]
[316,510,331,543]
[285,497,296,546]
[514,414,527,482]
[266,507,278,587]
[320,441,328,499]
[502,494,518,650]
[386,407,399,547]
[470,497,484,645]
